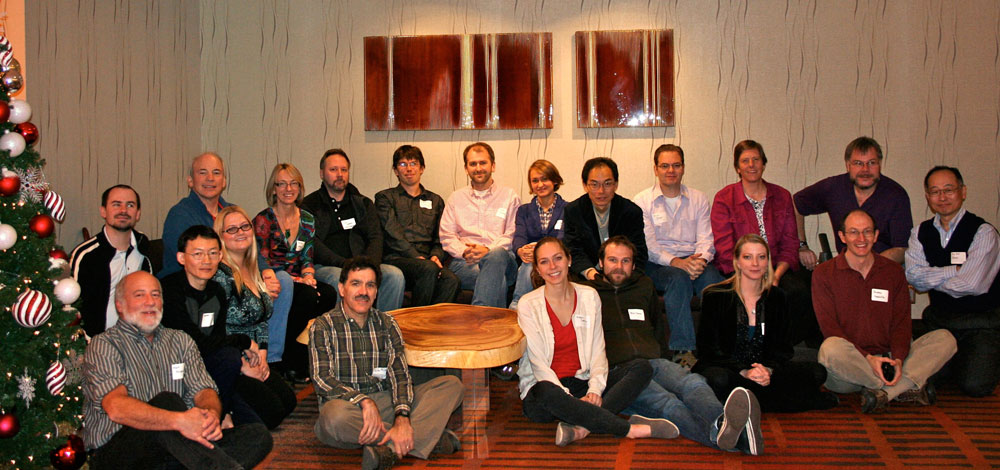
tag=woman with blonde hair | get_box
[214,205,296,428]
[694,234,836,413]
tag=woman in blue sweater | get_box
[510,159,569,309]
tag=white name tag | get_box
[627,308,645,321]
[171,363,185,381]
[871,289,889,303]
[419,199,433,210]
[573,315,589,328]
[951,252,967,265]
[554,219,563,230]
[495,207,508,218]
[341,218,357,230]
[372,367,387,380]
[294,240,305,251]
[201,312,215,328]
[652,212,667,225]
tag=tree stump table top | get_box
[391,303,525,369]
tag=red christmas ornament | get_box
[0,101,9,123]
[49,248,69,261]
[15,122,37,145]
[0,411,20,438]
[29,213,55,238]
[46,361,67,395]
[0,173,18,196]
[49,435,87,470]
[44,190,66,222]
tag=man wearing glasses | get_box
[813,210,956,413]
[301,148,406,312]
[375,145,459,306]
[71,184,154,337]
[162,225,262,426]
[633,145,722,367]
[564,157,648,281]
[906,166,1000,397]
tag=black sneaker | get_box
[431,429,461,455]
[860,388,889,414]
[362,444,397,470]
[717,387,751,450]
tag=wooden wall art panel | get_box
[575,30,674,128]
[364,33,552,131]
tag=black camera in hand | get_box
[881,361,895,381]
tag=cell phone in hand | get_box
[881,361,895,381]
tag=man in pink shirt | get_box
[439,142,521,308]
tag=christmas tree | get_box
[0,37,88,470]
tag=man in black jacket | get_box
[70,184,153,337]
[584,235,764,455]
[563,157,649,280]
[161,226,259,425]
[301,148,405,311]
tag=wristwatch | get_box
[798,240,809,249]
[395,409,410,419]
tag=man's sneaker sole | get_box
[718,387,751,450]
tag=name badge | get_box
[495,207,508,218]
[573,315,589,328]
[419,199,433,210]
[171,363,185,381]
[951,252,967,265]
[294,240,305,251]
[871,289,889,303]
[201,312,215,328]
[627,308,645,321]
[341,218,357,230]
[372,367,388,380]
[652,212,667,225]
[554,219,563,230]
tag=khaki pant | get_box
[314,375,463,458]
[818,330,957,393]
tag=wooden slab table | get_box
[391,303,525,459]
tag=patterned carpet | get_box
[256,376,1000,469]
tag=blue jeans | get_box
[449,248,517,308]
[267,270,294,363]
[314,263,406,312]
[623,359,724,448]
[509,262,535,309]
[645,261,724,351]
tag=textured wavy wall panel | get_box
[24,0,1000,254]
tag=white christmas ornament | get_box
[49,256,68,270]
[1,167,15,177]
[0,223,15,249]
[8,99,30,124]
[44,191,66,222]
[46,361,67,395]
[54,278,81,304]
[12,289,52,327]
[0,131,25,157]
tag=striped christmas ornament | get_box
[12,289,52,328]
[0,36,10,71]
[44,191,65,222]
[46,361,66,395]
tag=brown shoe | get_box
[362,444,397,470]
[896,383,936,405]
[860,388,889,414]
[431,429,461,455]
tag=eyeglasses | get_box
[586,180,617,191]
[926,186,961,198]
[186,250,221,260]
[223,223,253,235]
[843,229,875,238]
[274,181,301,189]
[657,163,684,171]
[849,160,880,169]
[396,161,421,169]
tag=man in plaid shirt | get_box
[309,256,464,469]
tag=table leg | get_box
[460,368,489,459]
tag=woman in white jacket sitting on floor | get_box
[516,236,678,446]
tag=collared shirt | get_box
[536,198,555,232]
[104,227,147,330]
[82,321,218,449]
[711,180,798,275]
[375,184,447,260]
[160,190,232,277]
[812,253,912,359]
[905,209,1000,297]
[308,306,412,413]
[793,173,912,254]
[439,182,521,258]
[634,183,715,265]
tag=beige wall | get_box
[27,0,1000,255]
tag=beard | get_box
[851,174,880,190]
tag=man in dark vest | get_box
[906,166,1000,397]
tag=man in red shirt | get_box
[813,209,956,413]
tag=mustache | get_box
[353,295,370,302]
[609,269,627,277]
